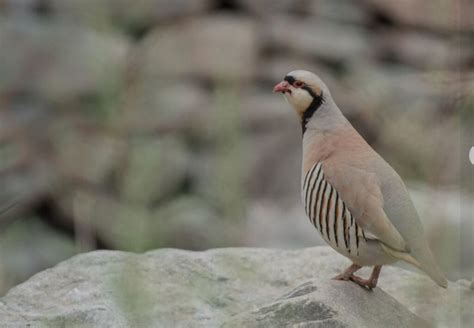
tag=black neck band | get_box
[301,88,324,134]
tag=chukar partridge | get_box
[273,70,447,289]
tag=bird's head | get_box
[273,70,329,131]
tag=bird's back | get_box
[376,160,448,287]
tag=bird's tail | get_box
[382,244,448,288]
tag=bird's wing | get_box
[323,162,407,252]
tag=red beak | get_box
[273,81,290,93]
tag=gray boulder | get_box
[263,16,371,63]
[49,0,213,29]
[135,15,258,81]
[364,0,474,32]
[0,17,129,101]
[0,247,471,327]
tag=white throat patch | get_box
[284,87,314,116]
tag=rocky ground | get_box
[0,0,473,294]
[0,246,472,327]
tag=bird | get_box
[273,70,448,290]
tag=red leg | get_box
[349,265,383,290]
[332,263,362,281]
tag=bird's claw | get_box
[349,275,377,290]
[332,273,377,290]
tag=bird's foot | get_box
[331,263,362,281]
[348,274,377,290]
[332,265,382,291]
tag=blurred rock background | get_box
[0,0,472,295]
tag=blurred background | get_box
[0,0,473,295]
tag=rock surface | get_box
[1,247,471,327]
[364,0,474,32]
[136,15,258,81]
[0,17,129,101]
[49,0,214,30]
[264,16,371,63]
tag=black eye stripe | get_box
[284,75,296,85]
[285,76,307,88]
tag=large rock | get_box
[263,16,371,63]
[0,16,129,101]
[135,15,258,81]
[49,0,214,31]
[226,282,425,328]
[308,0,370,25]
[116,81,211,135]
[364,0,474,32]
[375,30,471,69]
[235,0,305,15]
[1,247,471,327]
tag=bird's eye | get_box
[294,81,304,88]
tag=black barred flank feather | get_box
[302,162,366,258]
